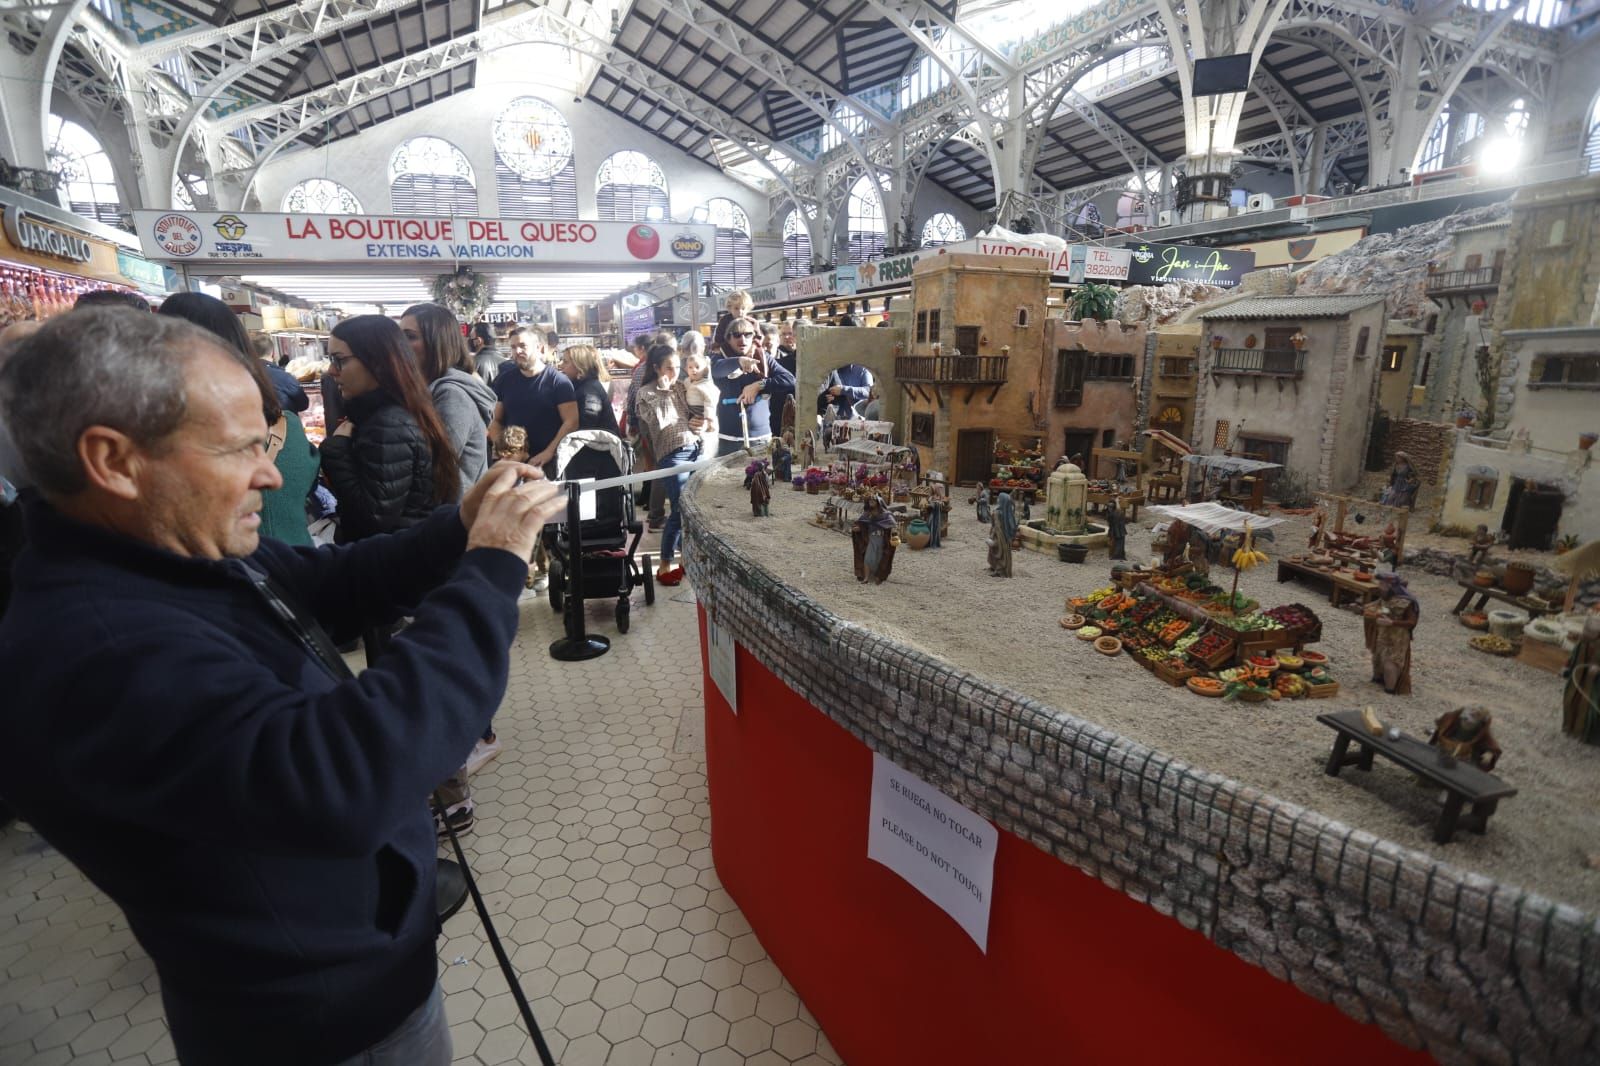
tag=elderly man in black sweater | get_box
[0,309,564,1066]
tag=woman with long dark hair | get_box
[322,314,460,533]
[632,343,704,586]
[402,302,495,499]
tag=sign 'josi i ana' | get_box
[1123,243,1256,288]
[131,211,719,268]
[867,753,996,951]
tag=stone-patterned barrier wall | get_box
[681,462,1600,1066]
[1385,419,1454,486]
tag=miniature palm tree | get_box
[1069,282,1118,322]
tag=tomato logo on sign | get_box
[626,225,660,259]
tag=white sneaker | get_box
[532,572,550,592]
[466,735,502,775]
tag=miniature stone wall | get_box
[1383,419,1453,485]
[682,464,1600,1066]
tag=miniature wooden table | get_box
[1317,710,1517,844]
[1086,490,1145,521]
[1276,559,1383,608]
[1147,474,1183,502]
[1449,579,1557,618]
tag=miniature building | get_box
[1041,317,1148,468]
[1437,176,1600,545]
[1417,219,1508,422]
[1377,321,1427,420]
[1147,324,1200,444]
[901,254,1050,484]
[1195,293,1388,492]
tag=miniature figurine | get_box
[923,478,950,549]
[1428,706,1502,771]
[1309,506,1328,551]
[989,490,1018,578]
[1381,451,1421,509]
[976,486,991,524]
[1380,521,1400,569]
[1364,571,1420,695]
[801,430,816,471]
[745,460,771,517]
[851,494,899,584]
[495,424,529,464]
[1161,518,1192,571]
[772,432,793,484]
[1105,497,1128,561]
[1468,524,1495,567]
[1022,494,1032,521]
[781,394,796,437]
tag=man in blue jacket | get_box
[0,309,564,1066]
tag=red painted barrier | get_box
[699,608,1433,1066]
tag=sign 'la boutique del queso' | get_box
[132,211,718,268]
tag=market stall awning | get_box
[833,439,912,461]
[1147,502,1288,533]
[1181,453,1282,476]
[1142,428,1192,457]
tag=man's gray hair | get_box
[679,331,705,357]
[0,308,240,496]
[759,322,781,339]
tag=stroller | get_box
[544,430,655,634]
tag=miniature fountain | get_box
[1017,461,1109,556]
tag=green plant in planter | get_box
[1068,282,1119,322]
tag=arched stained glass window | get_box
[596,150,670,222]
[920,212,965,246]
[782,209,813,278]
[493,96,577,217]
[282,178,363,214]
[46,115,121,227]
[701,197,753,288]
[389,136,477,215]
[846,174,885,264]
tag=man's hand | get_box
[739,381,763,407]
[461,461,543,530]
[736,356,761,375]
[827,386,842,399]
[465,465,566,560]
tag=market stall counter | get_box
[678,458,1592,1066]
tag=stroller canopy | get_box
[555,430,632,481]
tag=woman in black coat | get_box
[321,315,460,659]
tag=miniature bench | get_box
[1276,559,1383,608]
[1316,710,1517,844]
[1449,579,1556,619]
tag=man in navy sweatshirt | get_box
[0,309,564,1066]
[710,314,796,456]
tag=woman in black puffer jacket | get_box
[321,315,460,659]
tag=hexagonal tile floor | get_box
[1,583,843,1065]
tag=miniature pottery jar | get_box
[1501,562,1536,596]
[1058,543,1089,564]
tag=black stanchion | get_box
[550,480,611,662]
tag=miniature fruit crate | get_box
[1304,679,1341,699]
[1235,630,1303,659]
[1156,658,1199,687]
[1188,635,1237,671]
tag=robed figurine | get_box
[989,490,1018,578]
[744,460,771,517]
[851,494,899,584]
[1105,497,1128,561]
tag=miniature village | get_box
[693,176,1600,913]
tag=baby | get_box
[682,349,722,457]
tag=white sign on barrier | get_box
[867,753,995,951]
[706,617,737,713]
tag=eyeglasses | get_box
[731,331,757,339]
[329,354,356,370]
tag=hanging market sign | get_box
[4,207,94,263]
[1068,245,1134,283]
[1220,227,1366,269]
[1123,243,1256,288]
[131,211,719,268]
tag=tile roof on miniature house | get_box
[1198,294,1387,320]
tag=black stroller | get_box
[545,430,655,634]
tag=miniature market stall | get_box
[1087,446,1146,520]
[1062,578,1332,699]
[1278,493,1410,607]
[1180,453,1281,512]
[991,438,1046,501]
[1142,428,1192,502]
[832,438,917,502]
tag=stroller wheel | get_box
[616,596,630,633]
[643,560,655,606]
[548,559,565,612]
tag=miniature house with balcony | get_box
[1195,293,1387,492]
[901,254,1051,484]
